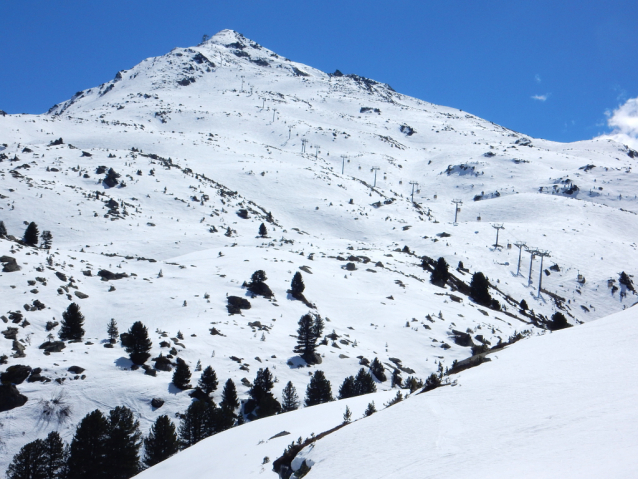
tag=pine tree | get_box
[281,381,300,412]
[125,321,152,365]
[198,366,218,395]
[59,303,85,341]
[423,373,442,392]
[470,272,492,306]
[342,406,352,424]
[548,311,571,331]
[364,401,376,417]
[338,375,356,399]
[40,230,53,250]
[107,318,118,343]
[42,431,67,479]
[304,370,332,407]
[220,379,239,411]
[520,299,529,310]
[295,313,324,364]
[104,168,120,188]
[6,439,45,479]
[391,368,403,388]
[354,368,377,395]
[290,271,305,296]
[249,368,281,418]
[251,270,267,284]
[67,409,109,479]
[178,401,216,448]
[258,223,267,238]
[143,415,179,468]
[430,257,449,286]
[105,406,141,479]
[370,357,387,382]
[172,358,192,390]
[0,220,7,237]
[23,222,39,247]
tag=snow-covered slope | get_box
[0,29,637,474]
[134,306,638,479]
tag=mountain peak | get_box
[205,29,253,48]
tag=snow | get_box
[0,28,636,475]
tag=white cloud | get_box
[535,74,541,83]
[531,94,549,102]
[596,97,638,149]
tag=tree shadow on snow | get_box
[286,356,307,369]
[114,357,133,370]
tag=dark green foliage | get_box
[391,368,402,388]
[198,366,218,395]
[0,220,7,237]
[338,376,357,399]
[172,358,192,390]
[40,231,52,250]
[107,318,118,343]
[251,270,267,284]
[104,168,120,188]
[41,431,66,479]
[143,415,179,468]
[470,272,492,306]
[178,401,217,448]
[420,256,430,270]
[125,321,152,364]
[430,257,450,286]
[281,381,300,412]
[364,401,376,417]
[354,368,377,395]
[258,223,267,237]
[403,376,423,393]
[370,357,386,382]
[290,271,305,296]
[23,222,39,247]
[384,391,403,407]
[67,409,109,479]
[106,406,141,479]
[6,439,46,479]
[220,379,239,411]
[304,370,332,407]
[59,303,85,341]
[342,406,352,424]
[249,368,281,418]
[423,373,442,392]
[247,270,273,298]
[548,312,571,331]
[520,299,529,310]
[619,271,635,292]
[295,313,324,364]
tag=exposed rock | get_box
[0,384,28,412]
[39,341,66,353]
[55,271,67,281]
[151,398,164,409]
[98,269,128,281]
[67,366,85,374]
[1,365,32,384]
[0,256,20,272]
[1,327,18,340]
[450,330,475,347]
[74,291,89,299]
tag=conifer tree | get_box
[338,375,357,399]
[220,379,239,412]
[430,257,449,286]
[470,272,492,306]
[290,271,305,296]
[354,368,377,395]
[67,409,109,479]
[391,368,403,388]
[23,222,39,247]
[198,366,218,395]
[364,401,377,417]
[40,230,53,250]
[104,168,120,188]
[342,406,352,424]
[42,431,67,479]
[258,222,267,238]
[143,415,179,468]
[304,370,332,407]
[423,373,442,392]
[251,270,267,284]
[107,318,118,343]
[280,381,300,412]
[178,401,216,448]
[249,368,281,418]
[172,358,192,390]
[548,311,571,331]
[370,357,387,382]
[6,439,45,479]
[0,220,7,237]
[59,303,85,341]
[125,321,152,365]
[106,406,141,479]
[295,313,324,364]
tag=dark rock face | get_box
[450,330,475,347]
[39,341,66,353]
[151,398,164,408]
[227,296,251,315]
[55,271,67,281]
[97,269,128,281]
[1,365,32,384]
[67,366,85,374]
[0,384,28,412]
[0,256,20,272]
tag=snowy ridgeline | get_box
[0,29,637,477]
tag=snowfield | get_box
[0,29,636,476]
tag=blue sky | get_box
[1,0,636,144]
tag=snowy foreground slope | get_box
[0,29,637,474]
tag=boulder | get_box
[98,270,128,281]
[55,271,67,281]
[1,365,32,384]
[151,398,164,409]
[39,341,66,353]
[0,256,20,272]
[67,366,85,374]
[0,384,27,412]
